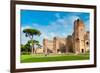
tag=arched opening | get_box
[57,49,60,52]
[86,41,89,46]
[81,49,84,53]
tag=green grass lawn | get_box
[21,53,89,63]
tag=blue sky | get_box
[21,9,90,45]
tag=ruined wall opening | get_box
[86,41,89,46]
[81,49,84,53]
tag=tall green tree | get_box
[23,28,41,54]
[30,40,42,54]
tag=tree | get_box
[21,43,31,55]
[23,28,41,54]
[29,40,42,54]
[32,40,42,48]
[21,44,26,52]
[31,40,42,54]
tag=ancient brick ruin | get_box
[42,19,90,54]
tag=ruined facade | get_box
[43,19,90,54]
[72,19,90,54]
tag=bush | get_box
[21,52,31,55]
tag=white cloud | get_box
[57,18,68,26]
[50,14,80,29]
[71,15,80,22]
[62,33,66,36]
[84,20,90,31]
[66,15,80,25]
[41,33,48,39]
[50,32,55,38]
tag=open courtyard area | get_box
[21,53,89,63]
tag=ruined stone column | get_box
[53,37,59,54]
[65,38,68,54]
[43,39,48,54]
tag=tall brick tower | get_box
[73,19,86,54]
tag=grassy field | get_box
[21,53,89,63]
